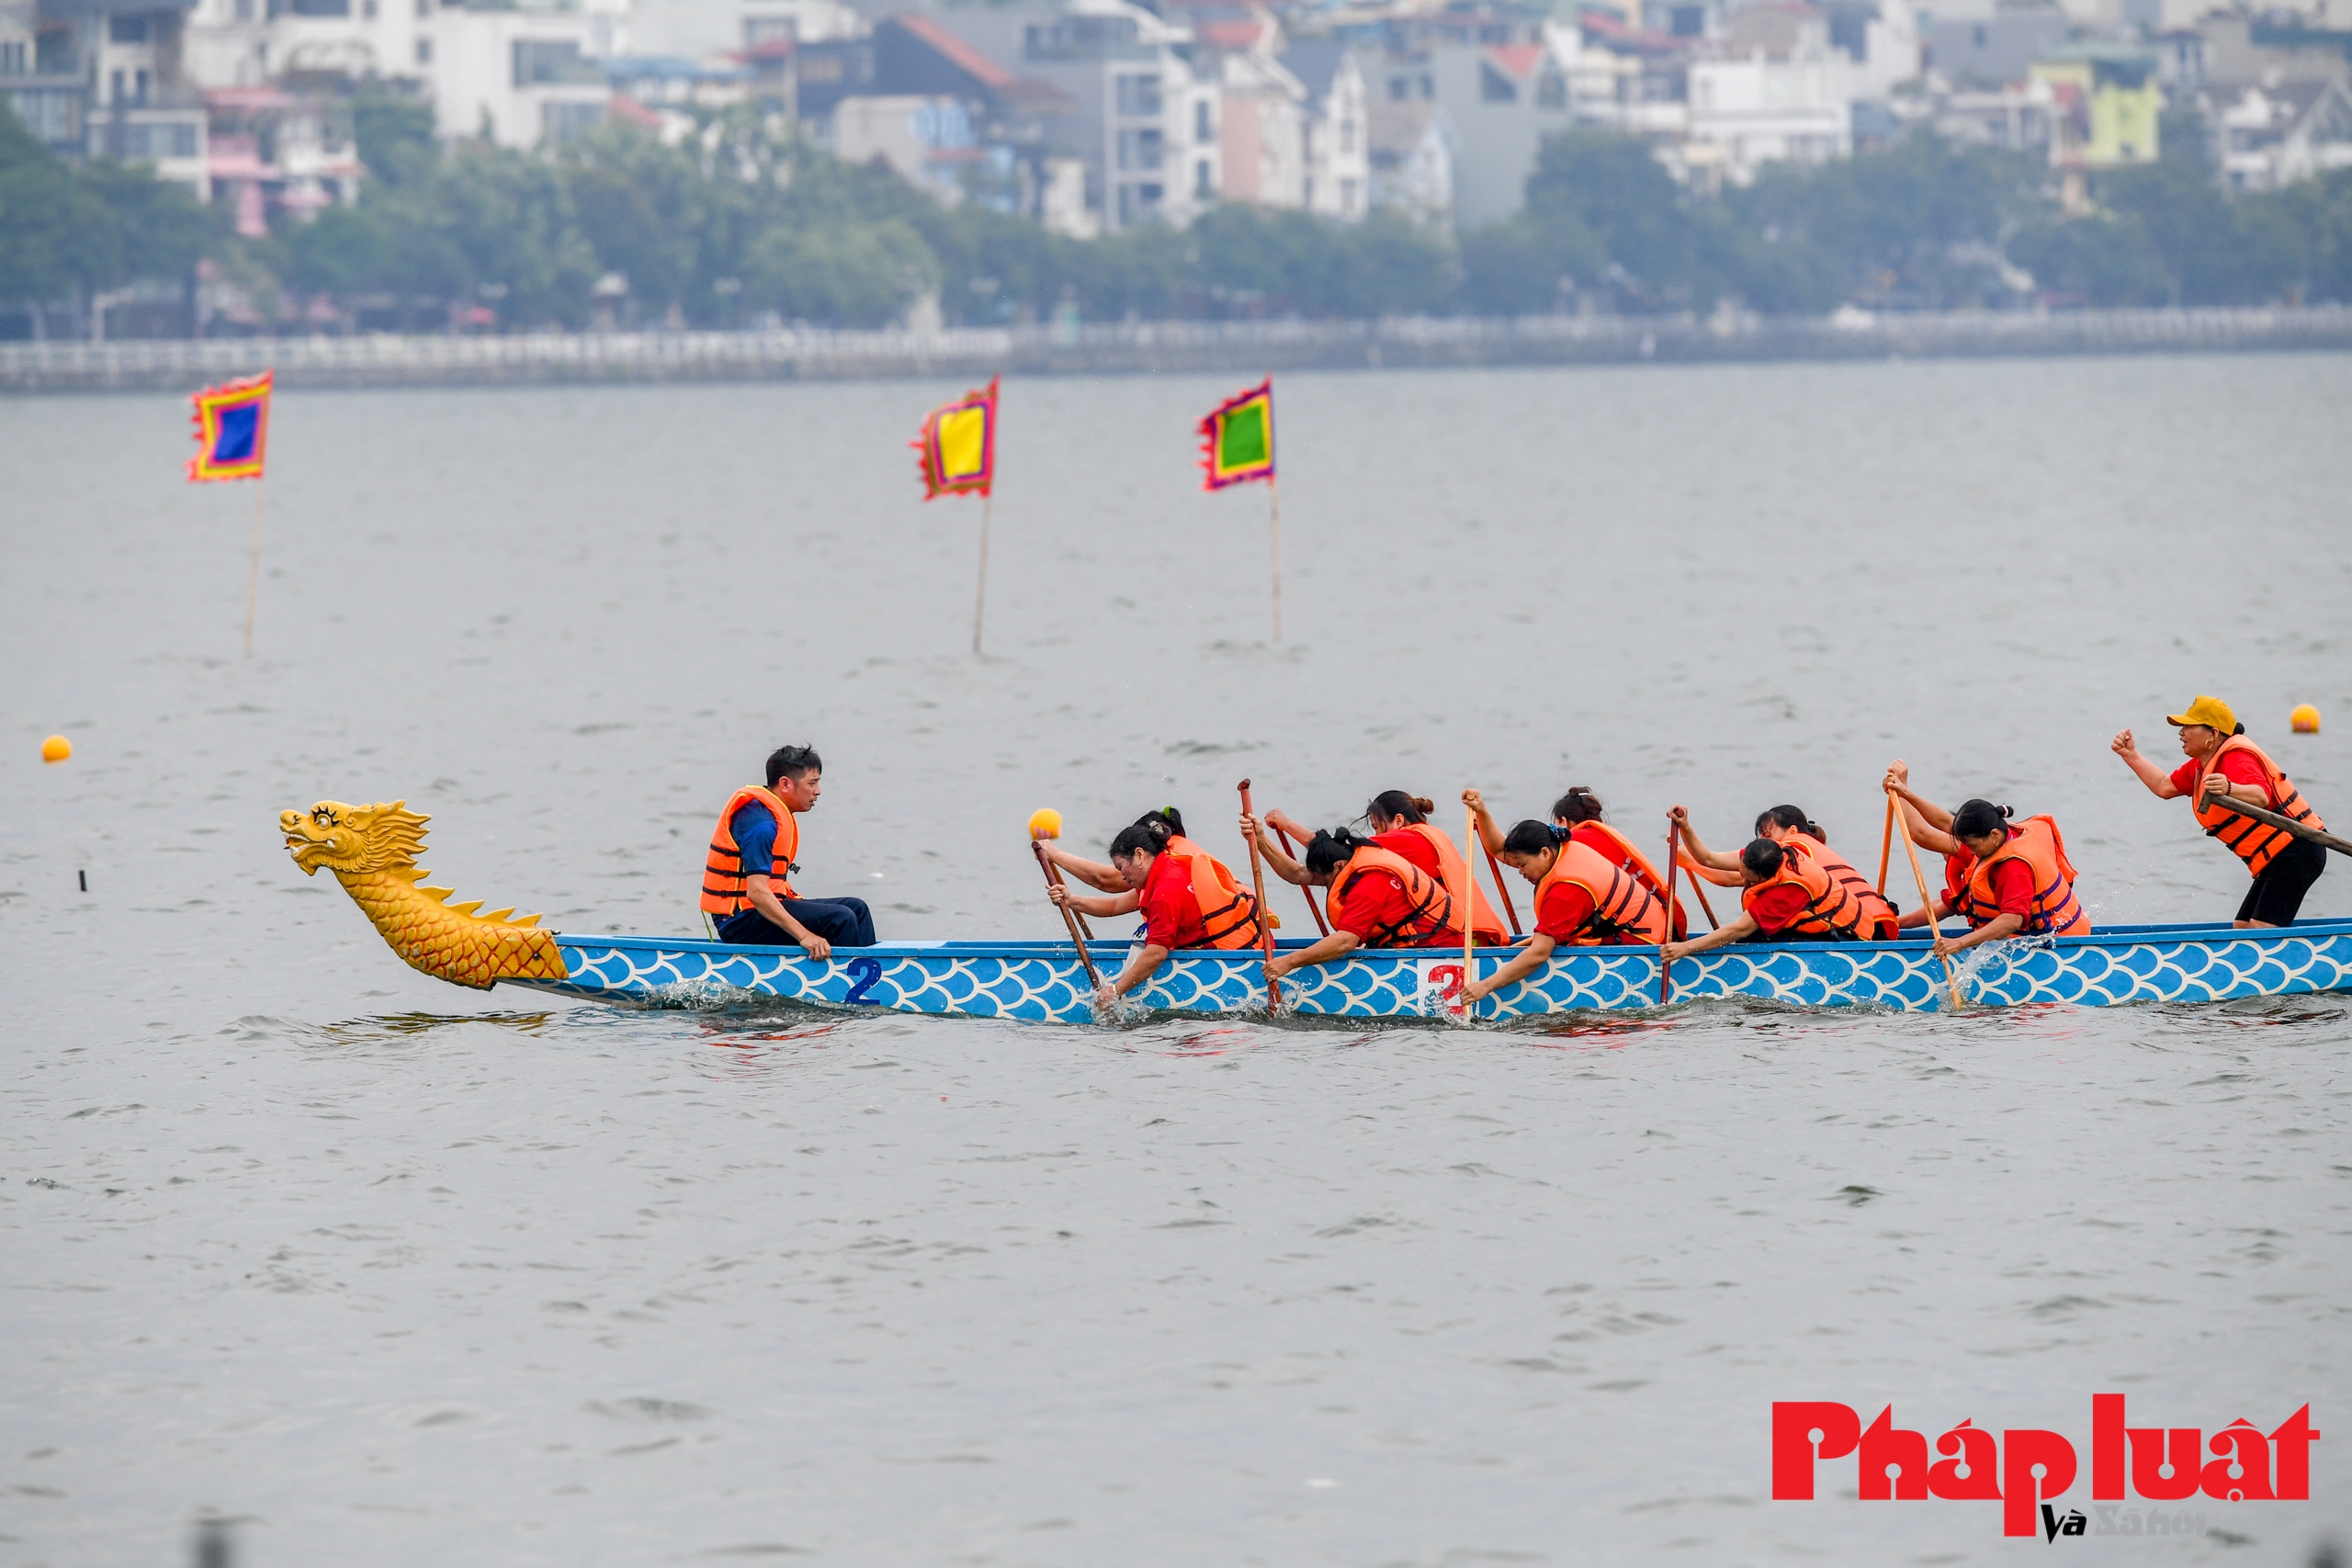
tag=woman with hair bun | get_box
[1933,797,2091,958]
[1679,802,1898,937]
[1461,820,1672,1006]
[1659,818,1891,963]
[1239,817,1458,980]
[1039,807,1188,894]
[1047,811,1264,1006]
[1464,784,1686,940]
[1883,761,1975,931]
[1263,789,1507,944]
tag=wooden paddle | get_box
[2202,792,2352,857]
[1238,779,1282,1011]
[1272,821,1330,936]
[1877,793,1895,897]
[1482,840,1522,938]
[1460,800,1477,1021]
[1034,847,1094,940]
[1659,818,1682,1005]
[1889,784,1964,1009]
[1034,840,1102,989]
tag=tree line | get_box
[6,92,2351,332]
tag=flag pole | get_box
[1267,472,1283,644]
[243,472,266,657]
[972,489,991,658]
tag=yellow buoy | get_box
[2290,704,2321,735]
[40,735,71,764]
[1027,807,1063,840]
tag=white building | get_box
[2218,76,2352,190]
[1283,38,1371,219]
[1213,21,1308,208]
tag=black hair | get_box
[1366,790,1433,825]
[1951,799,2015,840]
[1756,804,1826,842]
[1741,838,1785,877]
[1503,819,1567,856]
[1551,787,1604,824]
[1110,821,1169,860]
[2233,722,2246,736]
[765,744,821,788]
[1136,807,1185,839]
[1304,827,1369,875]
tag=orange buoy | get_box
[40,735,71,764]
[1027,807,1063,840]
[2290,704,2320,734]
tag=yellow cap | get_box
[1027,807,1063,840]
[2165,695,2236,732]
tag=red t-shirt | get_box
[2170,750,2272,805]
[1374,828,1444,880]
[1332,866,1448,947]
[1534,878,1598,943]
[1746,882,1813,936]
[1984,855,2036,919]
[1137,852,1206,949]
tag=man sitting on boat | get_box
[701,745,876,958]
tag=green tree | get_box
[742,217,939,326]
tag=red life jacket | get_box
[701,785,799,915]
[1953,816,2091,936]
[2193,736,2325,879]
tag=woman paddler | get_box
[1460,819,1671,1007]
[1262,791,1508,944]
[1679,804,1898,936]
[1660,807,1899,960]
[1239,815,1457,981]
[1040,807,1189,896]
[1928,798,2091,958]
[1466,785,1686,940]
[1046,814,1264,1006]
[1883,761,1971,931]
[2113,695,2329,928]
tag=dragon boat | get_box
[283,799,2352,1021]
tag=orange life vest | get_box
[1532,837,1669,945]
[1572,820,1688,940]
[1329,844,1454,947]
[1742,847,1877,942]
[1954,816,2091,936]
[1160,835,1265,950]
[1401,822,1510,944]
[1785,833,1899,934]
[700,785,800,916]
[2193,736,2325,879]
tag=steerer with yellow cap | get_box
[2112,694,2332,930]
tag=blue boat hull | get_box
[505,919,2352,1021]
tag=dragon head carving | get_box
[281,800,431,876]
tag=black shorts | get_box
[2235,837,2326,926]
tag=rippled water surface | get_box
[6,355,2350,1566]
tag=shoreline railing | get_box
[6,305,2349,391]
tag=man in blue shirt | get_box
[702,744,876,956]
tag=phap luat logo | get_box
[1772,1396,2319,1539]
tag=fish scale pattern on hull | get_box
[505,922,2352,1021]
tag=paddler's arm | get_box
[1050,884,1140,919]
[1463,788,1506,853]
[2112,728,2184,799]
[746,875,831,962]
[1668,806,1743,874]
[1038,841,1128,893]
[1238,813,1310,886]
[1463,931,1553,1002]
[1884,761,1962,854]
[1897,897,1955,931]
[1102,942,1170,1001]
[1661,910,1757,962]
[1268,928,1358,979]
[1935,911,2019,958]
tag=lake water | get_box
[5,355,2349,1567]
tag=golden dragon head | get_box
[281,800,431,876]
